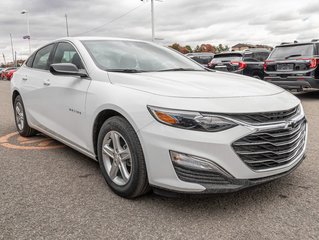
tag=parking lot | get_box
[0,80,318,239]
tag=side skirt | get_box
[31,124,97,161]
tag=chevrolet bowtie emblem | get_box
[285,120,296,130]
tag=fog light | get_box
[170,151,233,178]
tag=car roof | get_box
[54,36,149,43]
[215,51,243,55]
[186,52,215,56]
[275,42,316,48]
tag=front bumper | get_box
[264,76,319,90]
[138,116,307,194]
[153,156,305,196]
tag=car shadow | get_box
[134,174,305,217]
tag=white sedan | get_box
[11,37,307,198]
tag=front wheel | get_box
[97,116,150,198]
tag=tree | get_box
[215,44,230,53]
[170,43,181,51]
[185,45,192,53]
[168,43,191,54]
[194,45,201,52]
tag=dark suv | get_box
[207,49,270,79]
[186,52,215,67]
[264,40,319,90]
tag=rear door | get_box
[44,41,91,149]
[20,43,55,128]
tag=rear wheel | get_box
[14,95,37,137]
[97,116,150,198]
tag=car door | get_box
[20,43,55,128]
[44,41,91,150]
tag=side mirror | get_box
[50,63,88,77]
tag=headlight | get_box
[147,106,238,132]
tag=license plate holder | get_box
[277,63,294,71]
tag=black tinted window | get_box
[53,42,84,69]
[213,53,242,62]
[33,44,54,70]
[243,52,269,61]
[191,56,213,64]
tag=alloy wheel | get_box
[102,130,132,186]
[15,102,24,131]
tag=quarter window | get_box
[25,53,35,67]
[32,44,54,70]
[53,42,84,69]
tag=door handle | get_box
[43,79,51,86]
[22,77,27,81]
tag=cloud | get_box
[0,0,317,63]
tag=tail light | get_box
[297,58,318,69]
[231,61,247,70]
[310,58,317,69]
[264,60,274,71]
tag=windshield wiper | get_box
[106,69,147,73]
[285,54,302,59]
[157,68,204,72]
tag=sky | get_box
[0,0,318,63]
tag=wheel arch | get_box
[12,90,20,105]
[91,106,139,157]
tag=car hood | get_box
[108,71,284,98]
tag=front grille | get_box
[232,118,307,170]
[221,106,299,124]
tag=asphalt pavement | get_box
[0,80,318,240]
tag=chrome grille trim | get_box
[232,117,307,171]
[219,106,299,125]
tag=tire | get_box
[97,116,150,198]
[13,95,37,137]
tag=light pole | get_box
[141,0,162,42]
[21,10,31,55]
[151,0,155,42]
[65,14,69,37]
[9,33,15,66]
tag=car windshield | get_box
[269,44,314,60]
[81,40,205,72]
[212,53,243,62]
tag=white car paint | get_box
[11,37,307,193]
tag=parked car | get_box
[186,52,215,67]
[208,49,270,79]
[1,67,17,80]
[11,37,307,198]
[5,68,17,80]
[264,40,319,91]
